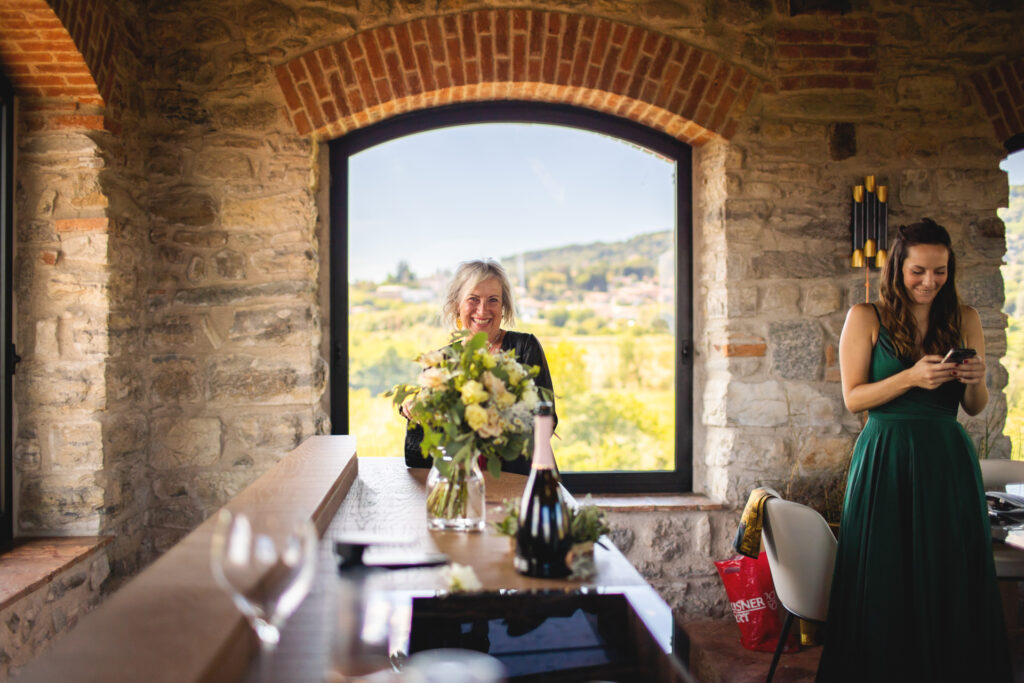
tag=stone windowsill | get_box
[0,537,111,611]
[585,492,728,512]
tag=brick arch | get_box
[0,0,116,106]
[275,9,762,146]
[970,56,1024,152]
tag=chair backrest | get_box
[979,459,1024,490]
[761,498,837,623]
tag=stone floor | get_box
[682,620,1024,683]
[683,620,820,683]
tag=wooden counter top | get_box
[334,458,650,593]
[15,436,358,683]
[16,438,689,682]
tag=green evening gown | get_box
[816,322,1012,682]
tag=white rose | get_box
[418,367,447,389]
[418,350,444,367]
[440,563,482,592]
[481,371,516,408]
[477,406,503,438]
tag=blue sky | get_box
[348,126,1024,283]
[1003,151,1023,185]
[348,123,675,283]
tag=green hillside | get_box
[500,231,671,296]
[504,231,671,272]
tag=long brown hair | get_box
[877,218,961,359]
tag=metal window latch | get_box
[8,343,19,374]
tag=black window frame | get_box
[1,72,14,549]
[329,101,693,493]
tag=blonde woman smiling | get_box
[402,259,556,475]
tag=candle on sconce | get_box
[877,185,888,248]
[875,185,888,267]
[851,185,865,268]
[863,175,877,258]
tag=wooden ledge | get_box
[16,435,359,683]
[0,537,111,611]
[586,493,728,512]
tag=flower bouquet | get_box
[388,331,546,531]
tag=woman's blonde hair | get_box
[442,260,516,329]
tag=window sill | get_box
[585,492,726,512]
[0,537,111,611]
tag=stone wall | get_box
[1,0,1022,624]
[139,23,329,554]
[0,548,109,679]
[5,0,155,582]
[14,104,108,538]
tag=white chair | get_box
[980,458,1024,491]
[761,497,838,683]
[979,459,1024,580]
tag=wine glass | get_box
[331,570,411,678]
[210,509,318,679]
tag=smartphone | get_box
[942,347,977,364]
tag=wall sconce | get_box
[850,175,888,301]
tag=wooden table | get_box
[16,438,692,682]
[264,457,691,681]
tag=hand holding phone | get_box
[941,347,977,364]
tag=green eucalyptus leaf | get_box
[452,441,472,464]
[433,455,453,478]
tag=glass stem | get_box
[258,640,273,683]
[253,620,280,683]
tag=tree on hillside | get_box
[577,263,609,291]
[620,256,654,279]
[530,270,568,299]
[385,260,416,284]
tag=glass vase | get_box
[425,452,485,532]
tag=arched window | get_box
[1000,149,1024,460]
[329,102,692,492]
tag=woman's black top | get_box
[403,330,557,475]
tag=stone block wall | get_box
[0,548,109,679]
[608,507,738,619]
[13,103,115,532]
[140,87,328,555]
[0,0,1022,624]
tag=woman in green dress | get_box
[817,219,1012,681]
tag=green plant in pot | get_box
[495,495,610,578]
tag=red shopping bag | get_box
[714,552,799,653]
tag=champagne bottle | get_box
[514,402,572,578]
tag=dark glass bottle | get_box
[514,402,572,578]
